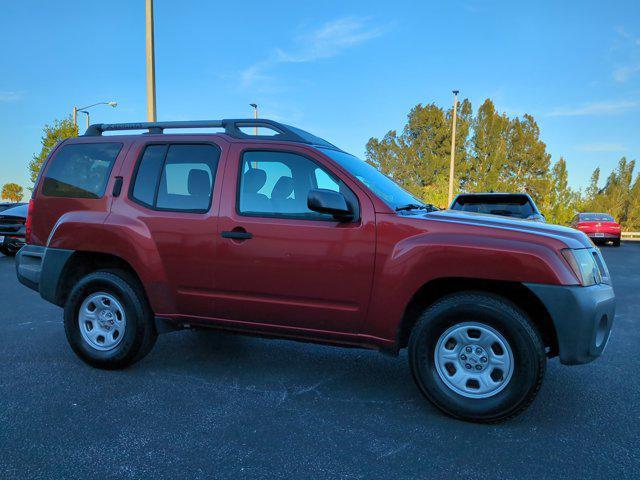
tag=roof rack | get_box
[83,118,340,149]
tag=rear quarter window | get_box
[42,143,122,198]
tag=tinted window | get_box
[131,144,219,212]
[42,143,122,198]
[132,145,166,206]
[238,151,357,220]
[451,195,535,219]
[580,213,615,222]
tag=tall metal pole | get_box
[72,106,78,128]
[250,103,258,135]
[85,112,90,130]
[146,0,157,122]
[448,90,459,206]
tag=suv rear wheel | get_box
[408,292,546,423]
[64,269,157,369]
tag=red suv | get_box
[16,119,615,422]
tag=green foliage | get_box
[1,183,24,202]
[581,158,639,230]
[29,116,78,185]
[625,175,640,230]
[366,98,638,229]
[365,99,472,206]
[539,158,578,225]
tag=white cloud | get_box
[239,16,387,89]
[613,64,640,83]
[612,26,640,83]
[574,142,628,153]
[0,91,23,102]
[546,99,640,117]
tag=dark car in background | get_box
[449,193,545,222]
[0,202,25,213]
[0,203,27,256]
[571,213,621,247]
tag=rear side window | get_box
[131,143,220,212]
[42,143,122,198]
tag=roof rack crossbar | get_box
[83,118,339,149]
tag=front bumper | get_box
[525,282,615,365]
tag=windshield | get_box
[451,194,535,219]
[319,148,424,210]
[0,204,27,217]
[580,213,614,222]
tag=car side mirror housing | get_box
[307,188,353,221]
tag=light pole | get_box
[72,101,117,130]
[146,0,157,121]
[250,103,258,135]
[79,110,90,130]
[448,90,459,206]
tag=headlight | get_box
[561,248,602,286]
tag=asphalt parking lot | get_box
[1,244,639,480]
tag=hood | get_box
[0,204,28,218]
[420,209,592,249]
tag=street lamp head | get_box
[108,102,118,107]
[250,103,257,109]
[452,90,459,95]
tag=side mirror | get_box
[307,188,353,221]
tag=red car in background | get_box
[571,213,621,246]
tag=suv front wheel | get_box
[64,270,157,369]
[408,292,546,423]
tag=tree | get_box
[28,116,78,185]
[365,97,639,228]
[366,99,472,207]
[581,159,637,228]
[625,174,640,231]
[1,183,24,203]
[539,158,578,225]
[465,99,510,192]
[506,114,551,200]
[584,167,601,201]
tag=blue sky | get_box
[1,0,639,197]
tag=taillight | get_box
[25,199,34,244]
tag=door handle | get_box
[221,230,253,240]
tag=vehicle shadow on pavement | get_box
[139,328,425,410]
[129,327,587,427]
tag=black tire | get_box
[408,292,546,423]
[612,238,621,247]
[64,269,157,369]
[0,246,15,256]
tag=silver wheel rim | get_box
[434,322,514,399]
[78,292,126,351]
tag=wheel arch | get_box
[54,251,148,308]
[397,277,559,356]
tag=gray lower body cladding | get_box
[525,282,615,365]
